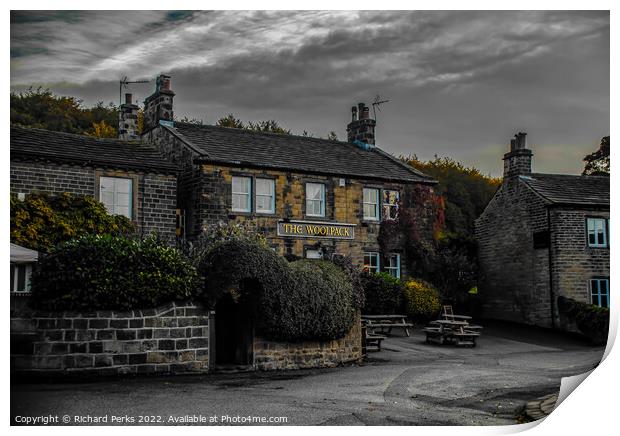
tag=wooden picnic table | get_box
[362,314,413,337]
[442,314,472,321]
[425,319,480,347]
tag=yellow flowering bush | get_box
[402,278,441,322]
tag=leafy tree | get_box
[247,120,291,134]
[10,87,118,135]
[85,120,117,138]
[216,113,244,129]
[216,113,291,135]
[176,115,204,125]
[404,155,501,237]
[583,136,610,176]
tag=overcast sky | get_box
[10,10,609,176]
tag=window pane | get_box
[306,184,324,216]
[363,188,379,219]
[116,206,130,218]
[383,190,399,205]
[100,177,132,219]
[232,177,250,194]
[10,265,15,292]
[100,177,114,191]
[600,295,608,308]
[306,250,322,259]
[256,179,273,195]
[307,183,323,200]
[233,194,249,211]
[116,193,130,207]
[116,178,131,193]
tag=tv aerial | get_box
[371,94,390,121]
[119,76,150,107]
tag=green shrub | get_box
[402,279,442,323]
[288,260,356,340]
[329,254,365,310]
[199,239,356,341]
[30,234,198,311]
[361,272,403,315]
[557,296,609,345]
[11,192,135,253]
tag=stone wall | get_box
[550,207,610,326]
[11,302,212,378]
[253,315,362,370]
[10,159,178,243]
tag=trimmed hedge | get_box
[30,235,198,311]
[200,239,356,341]
[361,272,403,315]
[288,260,356,340]
[557,296,609,345]
[402,279,441,323]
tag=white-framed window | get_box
[590,278,609,308]
[232,176,252,212]
[99,176,133,219]
[305,249,323,259]
[382,190,400,220]
[385,253,401,279]
[363,188,380,221]
[363,252,380,273]
[587,218,608,247]
[10,263,33,293]
[255,178,275,214]
[306,183,325,217]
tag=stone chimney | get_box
[347,102,376,148]
[118,93,139,141]
[503,132,532,178]
[143,74,175,133]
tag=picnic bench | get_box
[423,306,483,347]
[362,314,414,337]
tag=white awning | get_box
[10,243,39,263]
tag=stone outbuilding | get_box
[10,125,179,242]
[475,133,610,329]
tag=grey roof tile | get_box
[168,122,435,183]
[520,173,609,206]
[10,125,178,174]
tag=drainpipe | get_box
[547,208,556,329]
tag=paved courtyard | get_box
[11,322,604,426]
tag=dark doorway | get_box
[214,282,257,368]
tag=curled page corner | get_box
[556,369,595,408]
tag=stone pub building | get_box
[138,75,437,279]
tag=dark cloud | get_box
[10,10,609,176]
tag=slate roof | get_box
[10,125,178,174]
[166,122,435,183]
[519,173,609,206]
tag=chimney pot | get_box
[503,131,532,178]
[158,74,171,91]
[125,93,132,105]
[347,102,376,147]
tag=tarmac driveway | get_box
[11,321,605,426]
